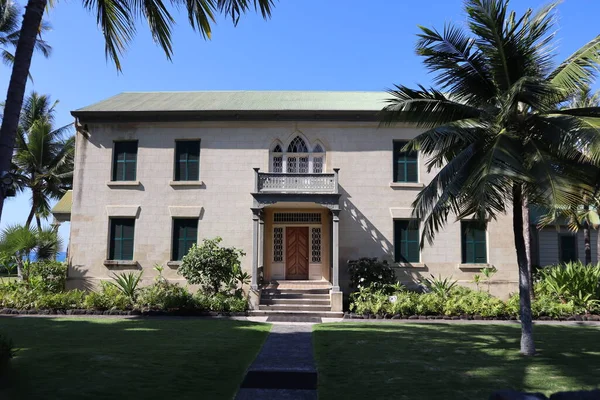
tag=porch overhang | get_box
[51,190,72,222]
[251,192,341,210]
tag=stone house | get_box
[52,91,597,314]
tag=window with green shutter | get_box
[172,219,198,261]
[559,235,577,263]
[175,141,200,181]
[112,141,138,181]
[394,220,420,263]
[393,141,418,183]
[109,218,135,260]
[461,221,487,264]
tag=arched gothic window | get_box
[269,136,326,173]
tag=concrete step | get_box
[260,298,331,306]
[261,289,330,295]
[259,304,332,312]
[261,293,330,300]
[248,310,344,318]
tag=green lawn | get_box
[314,323,600,399]
[0,317,270,399]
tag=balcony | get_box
[253,168,339,194]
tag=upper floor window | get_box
[393,141,418,183]
[175,140,200,181]
[461,221,487,264]
[172,218,198,261]
[270,136,326,174]
[113,141,138,181]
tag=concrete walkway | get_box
[235,324,318,400]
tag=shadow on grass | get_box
[0,316,270,400]
[313,323,600,400]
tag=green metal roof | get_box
[72,91,390,114]
[52,190,72,215]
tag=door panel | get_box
[286,227,309,279]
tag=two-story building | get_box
[52,91,597,314]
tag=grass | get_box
[0,317,270,399]
[314,322,600,399]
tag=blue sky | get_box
[1,0,599,246]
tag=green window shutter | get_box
[461,221,487,264]
[394,220,420,263]
[393,141,418,183]
[560,235,577,263]
[110,218,135,260]
[175,141,201,181]
[113,141,138,181]
[172,219,198,260]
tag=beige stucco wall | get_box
[68,120,519,297]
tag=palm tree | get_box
[0,224,62,279]
[11,92,74,229]
[381,0,600,355]
[539,86,600,266]
[0,0,276,222]
[1,0,51,70]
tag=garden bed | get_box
[0,307,248,317]
[343,312,600,321]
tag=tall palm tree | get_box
[381,0,600,355]
[0,0,276,221]
[11,92,74,229]
[0,0,51,70]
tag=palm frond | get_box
[549,35,600,94]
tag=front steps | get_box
[249,280,343,318]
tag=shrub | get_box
[135,281,193,310]
[0,281,37,309]
[537,261,600,309]
[414,293,445,315]
[109,271,142,301]
[27,261,67,293]
[35,290,86,309]
[420,274,458,298]
[178,237,246,295]
[347,258,396,290]
[84,282,131,310]
[443,288,506,317]
[349,284,406,315]
[193,292,248,312]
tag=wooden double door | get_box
[285,227,309,280]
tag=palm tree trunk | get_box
[25,205,35,227]
[513,184,536,356]
[35,214,41,230]
[584,205,591,265]
[522,196,534,299]
[0,0,48,224]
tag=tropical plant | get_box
[347,257,396,290]
[109,271,142,301]
[381,0,600,355]
[420,274,458,298]
[178,237,246,295]
[27,260,67,293]
[537,261,600,310]
[0,0,276,221]
[11,92,74,228]
[136,281,192,310]
[0,224,62,278]
[84,281,131,310]
[0,0,51,72]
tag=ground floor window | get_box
[172,219,198,261]
[461,221,487,264]
[109,218,135,260]
[394,220,420,263]
[559,234,578,263]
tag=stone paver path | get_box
[235,324,317,400]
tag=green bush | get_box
[0,281,37,309]
[178,237,247,295]
[193,292,248,312]
[27,261,67,293]
[347,258,396,290]
[84,282,131,310]
[420,274,458,298]
[415,293,445,315]
[537,261,600,311]
[35,290,86,309]
[136,281,193,310]
[443,289,506,317]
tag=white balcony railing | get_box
[254,169,339,194]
